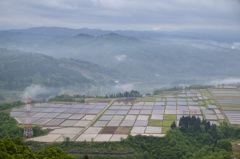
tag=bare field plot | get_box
[115,127,131,134]
[101,127,117,134]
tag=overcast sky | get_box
[0,0,239,31]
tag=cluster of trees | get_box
[0,111,23,139]
[108,90,142,98]
[153,85,214,95]
[153,86,183,95]
[49,94,85,103]
[0,136,75,158]
[179,116,240,140]
[0,101,24,111]
[72,90,142,99]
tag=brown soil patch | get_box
[100,127,118,134]
[115,127,132,134]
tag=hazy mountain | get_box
[0,27,240,88]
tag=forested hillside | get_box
[0,48,118,90]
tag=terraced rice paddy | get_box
[11,87,240,142]
[210,88,240,125]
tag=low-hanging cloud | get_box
[206,78,240,85]
[21,84,58,100]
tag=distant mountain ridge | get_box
[0,27,240,87]
[3,26,240,42]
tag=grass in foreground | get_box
[231,139,240,159]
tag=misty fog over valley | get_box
[0,27,240,101]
